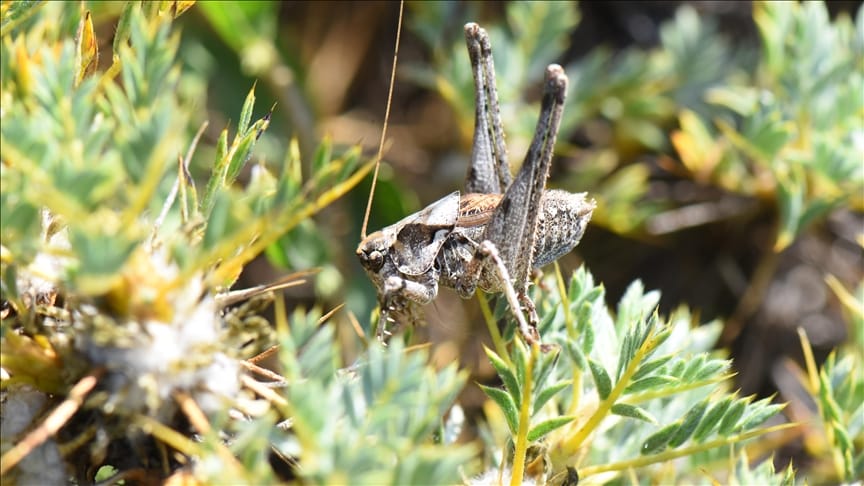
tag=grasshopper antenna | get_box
[361,0,404,239]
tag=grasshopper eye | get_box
[364,250,384,272]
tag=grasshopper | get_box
[357,22,594,346]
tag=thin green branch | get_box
[578,423,798,478]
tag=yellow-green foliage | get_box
[1,1,861,485]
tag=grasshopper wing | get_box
[391,191,461,275]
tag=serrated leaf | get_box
[589,359,612,400]
[668,399,708,447]
[527,416,576,442]
[480,384,518,435]
[641,422,679,455]
[611,403,656,424]
[485,346,520,405]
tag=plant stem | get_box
[510,343,537,486]
[478,293,509,364]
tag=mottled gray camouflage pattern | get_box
[357,23,595,343]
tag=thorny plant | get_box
[0,1,374,483]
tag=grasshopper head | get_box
[356,230,394,273]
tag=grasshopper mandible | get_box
[357,22,595,346]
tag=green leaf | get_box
[70,228,137,279]
[485,346,521,405]
[197,1,278,53]
[580,305,595,353]
[238,84,256,136]
[611,403,656,424]
[202,128,230,214]
[641,422,679,455]
[681,355,707,381]
[668,399,708,447]
[513,338,528,389]
[632,355,673,381]
[505,1,580,80]
[534,381,570,415]
[0,194,40,260]
[94,465,118,482]
[834,423,852,456]
[623,375,677,394]
[617,327,635,380]
[693,396,734,441]
[563,339,587,370]
[2,265,19,300]
[738,402,785,431]
[202,191,235,250]
[533,347,560,392]
[527,416,576,442]
[588,359,612,400]
[312,137,333,175]
[693,359,730,381]
[480,384,519,435]
[717,398,748,435]
[225,117,269,185]
[112,2,135,55]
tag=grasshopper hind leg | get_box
[456,66,570,349]
[464,23,510,195]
